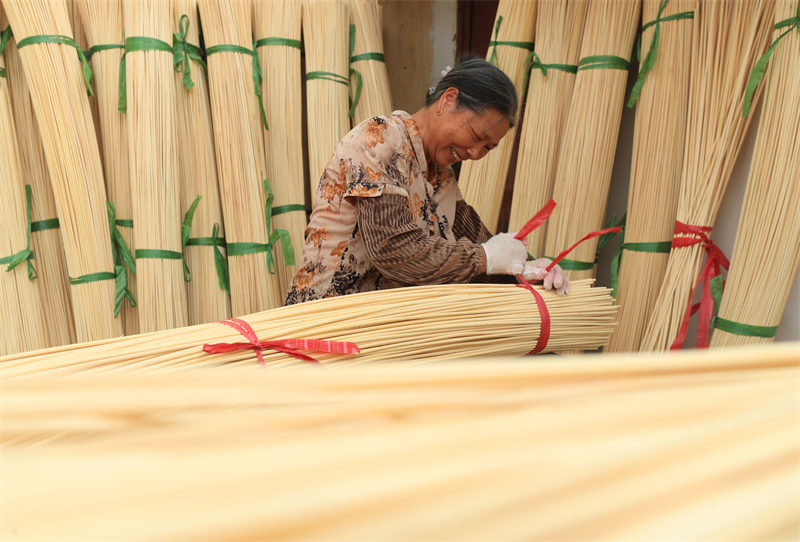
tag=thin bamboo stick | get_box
[607,0,696,352]
[3,8,76,347]
[641,0,775,351]
[199,0,282,315]
[348,0,392,125]
[254,0,307,299]
[3,0,122,342]
[458,0,537,233]
[508,0,588,258]
[173,0,231,325]
[543,0,641,281]
[711,0,800,347]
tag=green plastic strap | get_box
[86,43,124,59]
[577,55,631,71]
[272,203,307,216]
[30,218,60,232]
[708,273,724,337]
[521,51,578,96]
[117,35,172,113]
[172,14,207,91]
[306,70,349,84]
[351,51,385,62]
[0,26,12,79]
[116,219,134,228]
[715,317,779,339]
[106,201,136,315]
[488,15,534,66]
[180,195,202,282]
[135,249,183,260]
[0,185,37,280]
[185,223,230,293]
[554,258,595,271]
[743,4,800,116]
[628,0,694,108]
[206,41,269,130]
[346,23,376,118]
[622,240,672,252]
[16,34,94,95]
[255,36,303,50]
[69,271,115,285]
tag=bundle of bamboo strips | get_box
[711,0,800,348]
[199,0,281,315]
[172,0,231,325]
[348,0,392,125]
[606,0,695,352]
[0,42,47,356]
[303,0,351,196]
[507,0,588,257]
[77,0,138,335]
[543,0,640,281]
[67,0,102,152]
[458,0,537,233]
[2,8,75,346]
[0,280,616,378]
[641,0,775,351]
[121,0,187,333]
[1,343,797,540]
[3,0,122,342]
[254,0,307,298]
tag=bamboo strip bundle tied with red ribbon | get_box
[711,0,800,347]
[641,0,775,351]
[458,0,537,233]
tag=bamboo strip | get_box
[303,0,351,196]
[77,0,138,335]
[348,0,392,124]
[254,0,307,299]
[2,9,76,347]
[173,0,231,325]
[606,0,695,352]
[0,280,616,377]
[3,0,122,342]
[711,0,800,347]
[543,0,641,281]
[122,0,188,333]
[198,0,281,315]
[508,0,589,258]
[458,0,537,233]
[641,0,775,351]
[0,38,47,356]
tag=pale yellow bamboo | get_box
[2,10,76,346]
[543,0,641,281]
[254,0,307,299]
[77,0,138,335]
[349,0,392,124]
[607,0,695,352]
[458,0,537,233]
[199,0,281,315]
[508,0,588,258]
[641,0,774,351]
[3,0,122,342]
[711,0,800,347]
[173,0,231,325]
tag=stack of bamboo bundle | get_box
[255,0,307,298]
[458,0,537,233]
[172,0,231,325]
[2,343,797,539]
[348,0,393,124]
[0,280,616,378]
[508,0,589,257]
[3,0,122,342]
[712,0,800,348]
[3,8,76,346]
[641,0,774,351]
[543,0,640,281]
[607,0,696,352]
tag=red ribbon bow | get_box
[669,221,730,349]
[514,199,556,242]
[203,318,361,366]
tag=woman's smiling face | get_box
[425,87,512,168]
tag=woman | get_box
[286,58,567,305]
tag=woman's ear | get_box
[439,87,460,112]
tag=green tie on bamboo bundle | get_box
[0,185,37,280]
[15,33,94,95]
[0,26,12,79]
[205,40,268,129]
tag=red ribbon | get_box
[545,226,623,272]
[514,199,556,241]
[669,221,730,350]
[203,318,361,366]
[515,274,551,354]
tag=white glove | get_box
[481,232,527,276]
[522,258,570,295]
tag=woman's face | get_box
[425,89,511,168]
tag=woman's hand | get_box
[480,233,527,276]
[522,258,570,295]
